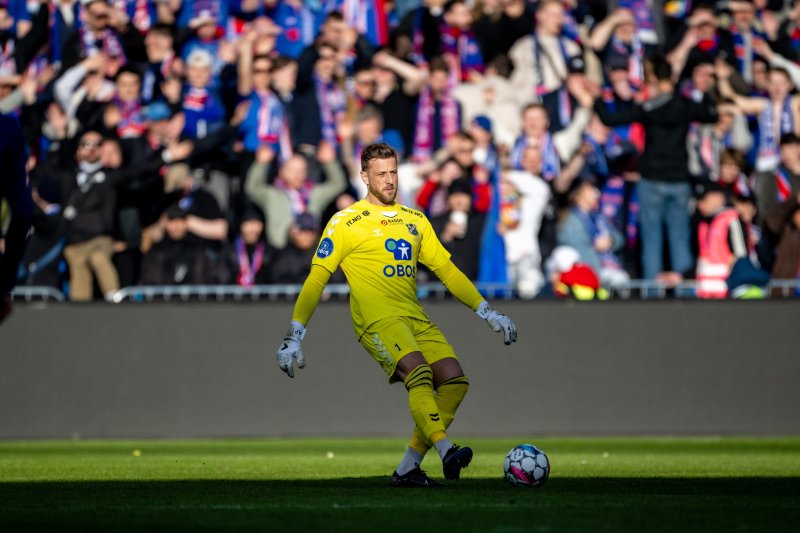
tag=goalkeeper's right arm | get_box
[276,265,332,378]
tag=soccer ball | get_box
[503,444,550,487]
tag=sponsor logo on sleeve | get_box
[316,237,334,258]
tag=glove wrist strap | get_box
[475,300,491,320]
[286,320,307,341]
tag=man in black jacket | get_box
[36,130,191,300]
[594,57,718,281]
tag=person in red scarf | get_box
[226,204,272,287]
[439,0,484,82]
[412,55,460,163]
[103,65,146,141]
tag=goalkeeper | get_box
[276,143,517,488]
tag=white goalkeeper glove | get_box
[476,300,517,345]
[276,321,307,378]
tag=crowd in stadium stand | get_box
[3,0,800,300]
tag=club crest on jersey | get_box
[385,238,412,260]
[316,237,334,258]
[406,224,418,236]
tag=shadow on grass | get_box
[2,478,799,532]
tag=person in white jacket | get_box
[497,145,551,299]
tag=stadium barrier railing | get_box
[11,280,800,302]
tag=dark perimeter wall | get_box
[0,301,798,439]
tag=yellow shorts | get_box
[359,316,457,383]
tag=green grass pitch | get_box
[1,437,799,532]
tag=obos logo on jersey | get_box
[383,238,416,278]
[316,237,334,258]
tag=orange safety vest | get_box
[696,208,740,299]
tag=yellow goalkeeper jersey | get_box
[312,199,451,338]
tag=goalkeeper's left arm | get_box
[432,261,518,345]
[276,265,332,378]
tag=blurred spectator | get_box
[141,23,176,104]
[269,54,299,122]
[244,141,345,249]
[429,177,485,280]
[182,7,228,85]
[558,179,629,288]
[61,0,146,71]
[175,49,226,139]
[510,95,591,192]
[715,148,753,198]
[0,1,48,84]
[412,55,460,163]
[717,0,765,87]
[416,131,489,217]
[17,180,66,290]
[544,244,608,300]
[759,134,800,221]
[595,57,718,280]
[36,130,185,300]
[439,0,483,82]
[396,0,447,65]
[103,65,147,144]
[581,114,640,243]
[474,0,534,65]
[452,56,520,148]
[53,53,117,126]
[0,112,32,323]
[226,204,271,287]
[666,6,719,83]
[498,145,551,299]
[267,0,323,59]
[416,157,464,218]
[508,0,581,110]
[370,49,426,153]
[773,0,800,63]
[268,211,319,284]
[293,41,346,152]
[139,204,227,285]
[693,179,751,298]
[687,100,753,183]
[764,190,800,293]
[297,10,374,80]
[235,43,292,167]
[338,0,391,48]
[149,161,228,247]
[590,7,644,91]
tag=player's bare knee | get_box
[431,358,467,388]
[393,351,426,382]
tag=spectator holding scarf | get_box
[412,55,460,164]
[508,0,581,116]
[236,35,293,167]
[439,0,484,82]
[244,141,346,250]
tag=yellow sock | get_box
[404,365,446,443]
[408,376,470,453]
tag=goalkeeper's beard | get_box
[368,183,398,206]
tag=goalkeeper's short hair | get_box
[361,142,398,172]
